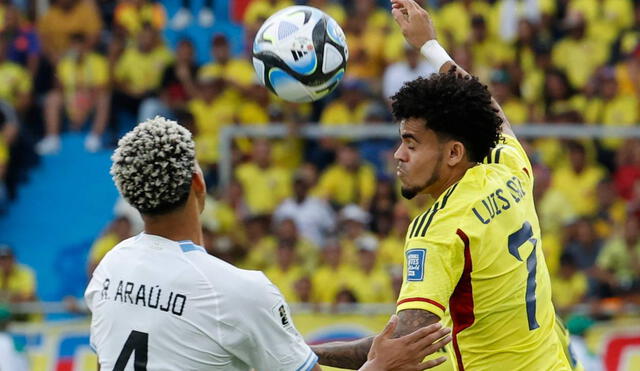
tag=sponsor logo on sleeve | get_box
[406,249,426,282]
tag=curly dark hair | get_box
[391,71,502,163]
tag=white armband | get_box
[420,40,453,71]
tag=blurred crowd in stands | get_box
[0,0,639,320]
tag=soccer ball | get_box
[252,6,348,103]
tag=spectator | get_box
[563,218,604,297]
[342,16,385,82]
[264,239,305,303]
[235,139,292,215]
[368,178,397,222]
[584,67,639,151]
[307,0,345,25]
[273,170,336,247]
[160,38,197,107]
[37,0,102,64]
[199,34,254,102]
[469,15,513,82]
[0,33,30,113]
[112,24,173,123]
[592,179,627,239]
[541,68,585,123]
[378,205,411,271]
[276,218,319,271]
[614,139,640,201]
[346,235,394,303]
[240,214,276,270]
[520,41,552,116]
[436,0,494,48]
[489,68,528,125]
[613,40,640,98]
[311,239,354,303]
[0,100,18,213]
[382,43,434,102]
[0,306,28,371]
[293,275,313,305]
[567,0,634,46]
[552,12,607,90]
[3,5,40,77]
[533,164,575,274]
[36,33,110,154]
[338,204,377,268]
[171,0,215,30]
[551,141,606,216]
[315,143,376,209]
[188,71,234,174]
[87,216,132,275]
[551,253,588,314]
[138,38,197,122]
[357,103,396,177]
[594,215,640,297]
[0,245,35,304]
[113,0,166,39]
[320,79,371,126]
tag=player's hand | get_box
[363,315,451,371]
[391,0,437,49]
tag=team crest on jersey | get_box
[406,249,426,281]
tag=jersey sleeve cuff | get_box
[297,350,318,371]
[396,297,446,319]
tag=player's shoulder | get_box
[406,182,465,241]
[188,252,277,302]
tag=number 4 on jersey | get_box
[114,330,148,371]
[508,221,540,331]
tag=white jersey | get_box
[85,233,318,371]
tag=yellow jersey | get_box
[397,134,570,371]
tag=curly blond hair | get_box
[111,116,196,215]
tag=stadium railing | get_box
[219,124,640,187]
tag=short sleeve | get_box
[484,134,533,186]
[396,237,464,319]
[222,275,317,371]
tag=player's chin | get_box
[400,186,419,200]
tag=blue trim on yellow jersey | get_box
[178,241,206,253]
[296,351,318,371]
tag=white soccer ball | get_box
[252,6,348,103]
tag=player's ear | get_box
[446,141,465,167]
[192,163,206,198]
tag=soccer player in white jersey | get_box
[85,116,452,371]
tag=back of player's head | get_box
[111,116,196,216]
[391,70,502,163]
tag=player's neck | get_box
[428,163,475,199]
[142,206,203,246]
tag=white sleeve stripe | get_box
[296,351,318,371]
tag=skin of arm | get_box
[311,310,443,369]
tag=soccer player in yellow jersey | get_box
[311,1,576,370]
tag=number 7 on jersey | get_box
[507,221,540,331]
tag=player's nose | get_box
[394,144,408,162]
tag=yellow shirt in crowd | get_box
[115,46,174,94]
[0,61,31,107]
[235,163,292,214]
[551,165,606,216]
[0,264,36,300]
[315,164,375,207]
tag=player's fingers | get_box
[392,0,417,15]
[414,326,451,350]
[418,334,452,357]
[400,322,442,345]
[416,356,448,370]
[379,314,399,339]
[391,8,409,28]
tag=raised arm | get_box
[312,310,449,369]
[391,0,514,138]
